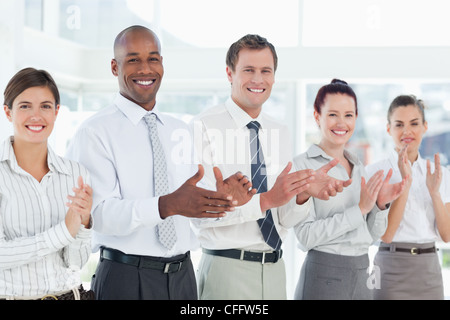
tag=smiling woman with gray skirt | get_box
[293,80,406,300]
[366,95,450,300]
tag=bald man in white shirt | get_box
[66,25,254,300]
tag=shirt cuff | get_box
[279,196,311,228]
[136,196,164,228]
[345,205,365,229]
[248,194,266,219]
[43,221,75,252]
[76,225,92,240]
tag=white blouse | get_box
[366,150,450,243]
[0,137,91,297]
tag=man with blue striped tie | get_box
[192,34,351,300]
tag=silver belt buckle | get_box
[410,247,418,255]
[164,261,183,273]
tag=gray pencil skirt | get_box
[373,242,444,300]
[294,250,372,300]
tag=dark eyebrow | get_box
[125,51,160,57]
[17,100,54,105]
[241,65,273,70]
[327,109,355,114]
[394,118,419,123]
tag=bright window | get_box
[27,0,299,48]
[302,0,450,47]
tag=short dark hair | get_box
[226,34,278,72]
[314,79,358,115]
[4,67,60,109]
[387,94,426,124]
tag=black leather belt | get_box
[379,246,437,255]
[203,248,282,264]
[101,247,188,273]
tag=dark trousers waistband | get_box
[203,248,282,264]
[100,247,190,273]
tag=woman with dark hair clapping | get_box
[0,68,94,300]
[366,95,450,300]
[293,79,407,300]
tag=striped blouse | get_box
[0,137,91,297]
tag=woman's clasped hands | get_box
[65,176,93,238]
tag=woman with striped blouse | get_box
[0,68,94,300]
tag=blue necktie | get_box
[247,121,281,251]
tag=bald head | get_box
[114,25,161,59]
[111,25,164,111]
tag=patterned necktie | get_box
[247,121,281,250]
[143,113,177,250]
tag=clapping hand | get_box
[296,158,352,203]
[359,170,384,215]
[426,153,442,197]
[65,176,93,237]
[159,165,238,219]
[262,162,315,211]
[214,167,257,207]
[397,145,412,183]
[376,168,408,210]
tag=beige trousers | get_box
[197,252,286,300]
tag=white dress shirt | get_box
[294,144,388,256]
[366,150,450,243]
[190,97,310,251]
[0,137,91,297]
[65,93,199,257]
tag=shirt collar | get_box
[0,137,71,176]
[114,93,166,126]
[225,97,265,131]
[306,144,331,160]
[305,144,360,166]
[0,137,18,171]
[47,145,71,175]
